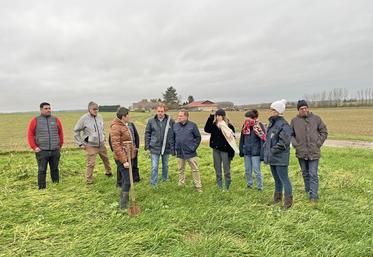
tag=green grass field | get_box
[1,108,372,256]
[0,145,372,257]
[1,107,373,152]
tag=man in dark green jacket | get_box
[291,100,328,202]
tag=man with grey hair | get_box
[173,109,202,192]
[74,101,112,184]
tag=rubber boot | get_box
[119,192,129,209]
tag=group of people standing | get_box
[27,98,328,210]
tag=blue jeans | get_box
[298,159,319,200]
[244,155,263,190]
[150,154,169,186]
[270,165,292,197]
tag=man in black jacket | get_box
[173,110,202,192]
[144,103,175,187]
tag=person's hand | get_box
[80,145,86,150]
[34,147,41,153]
[123,162,129,168]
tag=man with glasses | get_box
[28,102,64,189]
[291,100,328,203]
[74,101,112,184]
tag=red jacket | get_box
[27,117,64,150]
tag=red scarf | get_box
[242,119,266,141]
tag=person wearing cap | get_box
[144,103,175,187]
[291,100,328,203]
[27,102,64,189]
[204,109,236,190]
[263,99,293,209]
[74,101,112,184]
[239,109,266,191]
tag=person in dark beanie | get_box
[27,102,64,189]
[291,100,328,203]
[110,107,135,209]
[239,109,266,191]
[263,99,293,209]
[204,109,237,190]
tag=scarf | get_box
[217,120,239,154]
[242,119,266,141]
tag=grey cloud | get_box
[0,0,372,112]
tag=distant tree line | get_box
[304,88,373,107]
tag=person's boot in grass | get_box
[268,192,282,205]
[119,191,129,210]
[225,180,231,191]
[310,198,318,206]
[284,195,293,210]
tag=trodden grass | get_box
[0,145,372,257]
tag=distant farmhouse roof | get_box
[185,100,218,108]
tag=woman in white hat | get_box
[263,99,293,209]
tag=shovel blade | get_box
[128,205,141,217]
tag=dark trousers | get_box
[115,160,131,192]
[117,156,140,187]
[35,150,61,189]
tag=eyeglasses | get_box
[92,108,98,111]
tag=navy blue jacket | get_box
[263,116,292,166]
[239,124,266,157]
[173,121,201,159]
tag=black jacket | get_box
[144,114,175,155]
[173,121,201,159]
[263,116,292,166]
[204,114,236,159]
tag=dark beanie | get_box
[215,109,226,116]
[297,100,308,110]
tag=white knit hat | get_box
[270,99,287,115]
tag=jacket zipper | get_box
[94,116,101,147]
[46,116,51,150]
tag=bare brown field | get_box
[0,107,372,152]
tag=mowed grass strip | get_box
[0,145,372,257]
[1,107,373,153]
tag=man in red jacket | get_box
[28,102,64,189]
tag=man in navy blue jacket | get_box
[173,110,202,192]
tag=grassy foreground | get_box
[0,145,372,257]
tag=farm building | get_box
[184,100,218,112]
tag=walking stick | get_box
[125,142,140,217]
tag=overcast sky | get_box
[0,0,372,112]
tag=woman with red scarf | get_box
[239,109,266,191]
